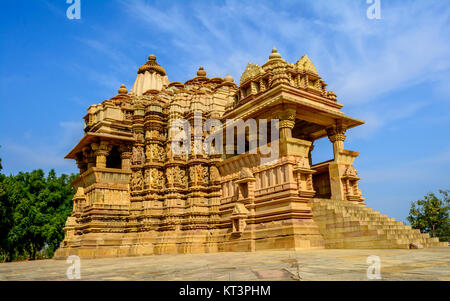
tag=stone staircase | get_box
[312,199,447,249]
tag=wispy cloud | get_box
[119,0,450,105]
[348,100,427,139]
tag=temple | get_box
[55,49,445,258]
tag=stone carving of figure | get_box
[158,145,166,161]
[137,146,145,164]
[195,165,203,183]
[132,147,138,163]
[157,170,165,188]
[202,166,209,184]
[210,166,220,183]
[150,168,158,188]
[166,167,174,185]
[179,168,187,187]
[144,169,150,188]
[189,166,196,183]
[173,166,184,184]
[151,129,159,139]
[130,171,143,191]
[132,146,145,164]
[166,143,173,160]
[148,144,156,161]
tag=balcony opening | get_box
[311,137,333,165]
[106,146,122,169]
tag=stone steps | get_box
[312,199,446,249]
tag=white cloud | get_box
[348,100,427,139]
[119,0,450,105]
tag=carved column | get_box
[119,144,132,171]
[83,146,96,170]
[279,109,296,139]
[76,153,88,174]
[308,142,314,166]
[91,141,112,169]
[326,122,346,160]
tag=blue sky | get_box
[0,0,449,222]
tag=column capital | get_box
[91,140,112,152]
[82,146,96,169]
[277,108,296,139]
[279,108,296,122]
[76,155,88,174]
[279,119,295,129]
[326,124,346,143]
[91,141,113,168]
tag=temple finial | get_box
[224,74,234,82]
[118,84,128,95]
[197,66,207,77]
[269,47,282,59]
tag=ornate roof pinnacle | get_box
[197,66,207,77]
[118,84,128,95]
[269,47,282,59]
[224,74,234,82]
[138,54,166,76]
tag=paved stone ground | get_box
[0,248,449,281]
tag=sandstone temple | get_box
[55,48,446,258]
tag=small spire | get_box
[137,54,166,76]
[224,74,234,83]
[118,84,128,95]
[269,47,282,59]
[197,66,207,77]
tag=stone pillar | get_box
[83,146,96,170]
[279,109,296,139]
[119,144,132,171]
[326,122,346,160]
[326,121,347,201]
[308,142,314,166]
[91,141,112,169]
[76,154,88,174]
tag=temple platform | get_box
[2,248,449,281]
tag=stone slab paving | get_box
[0,248,448,281]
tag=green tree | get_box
[0,169,77,261]
[407,190,450,239]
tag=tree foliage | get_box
[407,190,450,239]
[0,169,77,261]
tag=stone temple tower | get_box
[55,49,445,258]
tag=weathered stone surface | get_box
[2,248,450,281]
